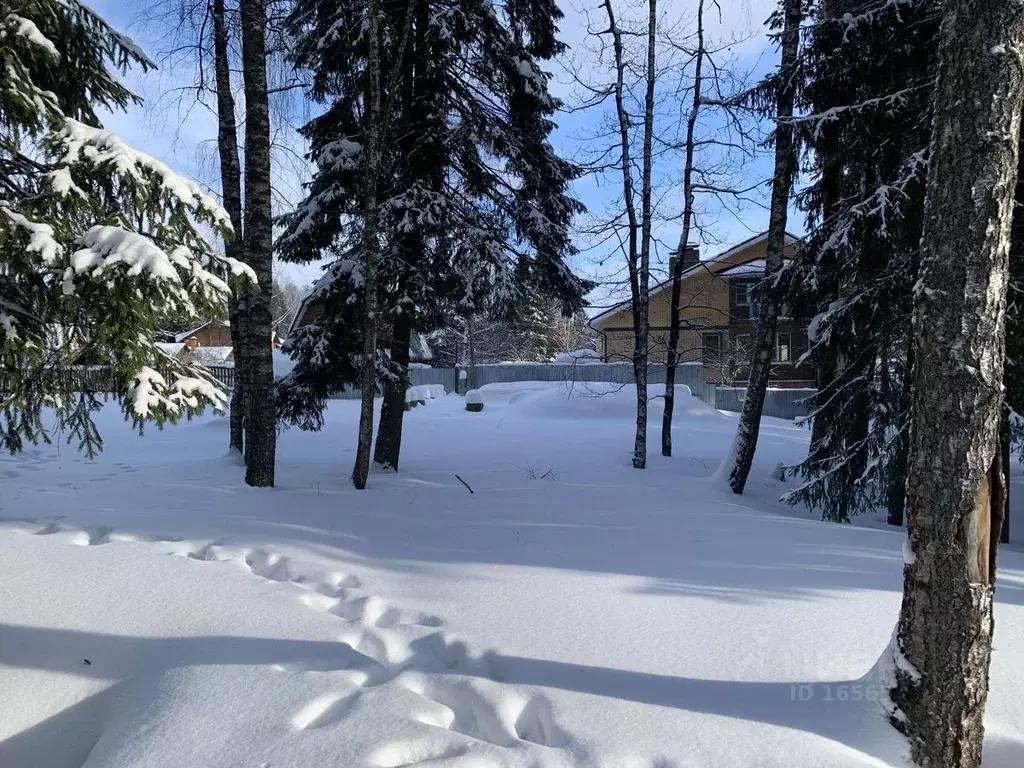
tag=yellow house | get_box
[589,231,814,387]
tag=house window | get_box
[702,332,722,365]
[732,281,750,307]
[775,332,792,363]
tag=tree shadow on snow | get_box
[5,623,1024,768]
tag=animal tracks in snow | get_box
[0,515,581,767]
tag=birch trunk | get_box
[352,0,383,490]
[633,0,657,465]
[239,0,276,487]
[602,0,647,469]
[725,0,800,493]
[662,0,704,458]
[890,2,1023,764]
[212,0,246,458]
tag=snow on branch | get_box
[0,203,64,263]
[72,226,185,282]
[127,366,227,419]
[4,13,59,57]
[786,85,931,139]
[52,119,233,231]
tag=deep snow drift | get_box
[1,382,1023,767]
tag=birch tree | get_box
[721,0,801,491]
[238,0,277,486]
[886,1,1024,764]
[574,0,758,467]
[211,0,247,456]
[593,0,656,469]
[660,0,703,458]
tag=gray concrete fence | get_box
[206,361,814,420]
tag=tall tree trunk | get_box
[352,0,383,490]
[239,0,276,486]
[1001,406,1011,544]
[634,0,657,462]
[725,0,800,493]
[889,2,1023,764]
[373,314,411,470]
[466,314,477,389]
[602,0,646,469]
[662,0,704,458]
[887,341,914,527]
[211,0,246,458]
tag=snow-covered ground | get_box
[2,382,1024,767]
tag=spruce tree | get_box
[0,0,253,455]
[277,0,590,472]
[779,0,939,522]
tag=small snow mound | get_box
[509,383,721,422]
[552,348,601,364]
[466,389,484,405]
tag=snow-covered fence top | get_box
[461,362,705,396]
[706,386,815,421]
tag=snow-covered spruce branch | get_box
[784,84,932,140]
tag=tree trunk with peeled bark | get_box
[352,0,383,490]
[725,0,800,493]
[239,0,276,487]
[890,2,1023,764]
[212,0,246,458]
[373,313,411,471]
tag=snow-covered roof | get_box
[190,346,234,364]
[589,231,802,328]
[716,258,793,278]
[174,320,231,342]
[155,342,187,357]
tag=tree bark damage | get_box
[891,1,1023,764]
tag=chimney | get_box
[682,244,700,268]
[668,256,677,278]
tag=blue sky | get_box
[87,0,791,310]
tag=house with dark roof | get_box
[589,231,815,387]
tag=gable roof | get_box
[588,230,801,328]
[174,320,231,343]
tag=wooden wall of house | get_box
[594,238,794,366]
[185,324,233,348]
